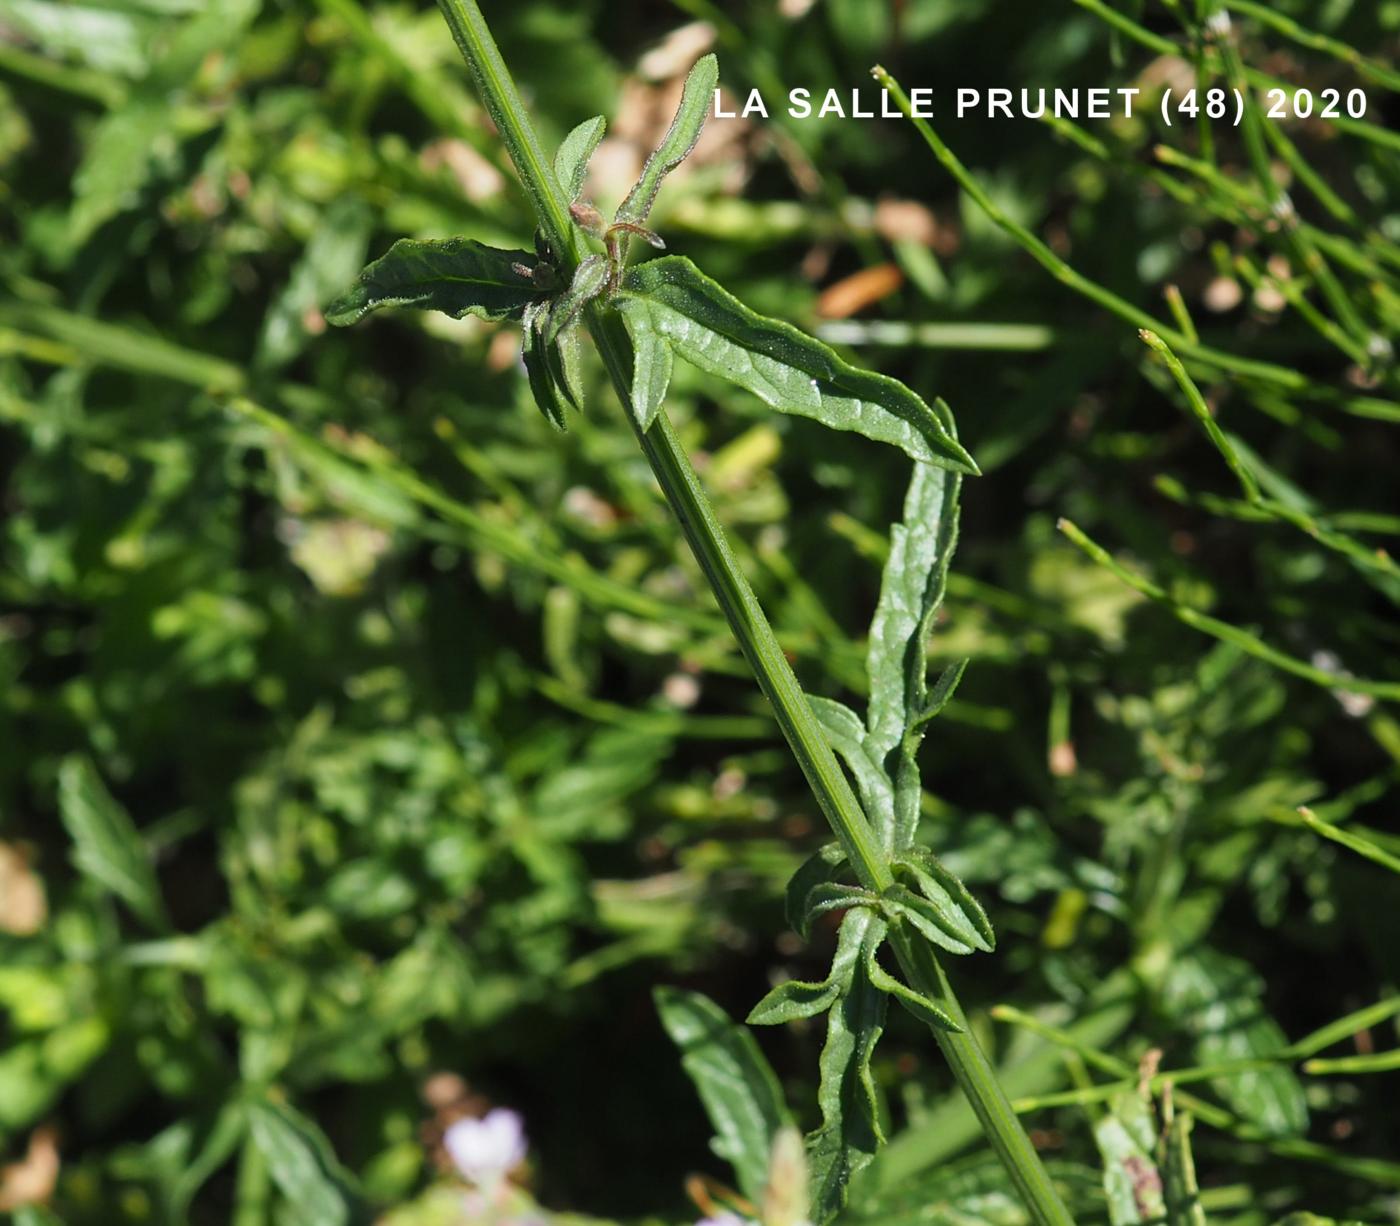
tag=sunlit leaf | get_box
[655,986,793,1202]
[1161,949,1309,1137]
[807,909,887,1224]
[618,257,977,472]
[616,54,718,228]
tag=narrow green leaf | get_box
[554,114,605,203]
[521,304,567,431]
[808,909,888,1224]
[617,257,978,472]
[1162,1112,1207,1226]
[801,883,877,937]
[785,843,848,936]
[544,254,608,348]
[1160,949,1309,1137]
[867,461,962,761]
[894,848,995,952]
[749,976,843,1025]
[809,695,895,846]
[245,1099,362,1226]
[863,947,961,1032]
[879,884,983,956]
[57,756,167,930]
[325,237,540,326]
[616,54,718,228]
[1092,1091,1165,1226]
[616,296,675,429]
[655,986,793,1202]
[912,659,968,730]
[545,322,587,412]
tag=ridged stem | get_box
[436,3,1075,1221]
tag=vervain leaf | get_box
[912,658,968,730]
[893,848,995,952]
[752,896,870,1027]
[546,322,587,411]
[544,254,608,347]
[785,843,848,936]
[808,909,888,1224]
[554,114,606,203]
[521,303,567,431]
[616,54,718,228]
[748,976,842,1025]
[1162,1112,1207,1226]
[1160,949,1309,1137]
[617,295,675,429]
[809,695,895,847]
[655,987,793,1202]
[801,883,876,936]
[880,885,983,956]
[862,948,961,1032]
[325,237,540,326]
[618,257,977,472]
[246,1098,363,1226]
[57,756,168,930]
[866,460,962,761]
[1092,1091,1165,1226]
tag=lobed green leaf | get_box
[807,909,888,1224]
[655,986,793,1202]
[894,848,995,952]
[809,695,895,847]
[863,950,961,1032]
[867,460,962,761]
[880,884,984,956]
[617,257,978,472]
[616,54,718,229]
[325,237,540,326]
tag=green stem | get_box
[436,2,1075,1222]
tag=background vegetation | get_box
[1,0,1398,1222]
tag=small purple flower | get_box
[444,1108,528,1188]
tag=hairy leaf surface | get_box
[807,909,888,1223]
[618,258,976,471]
[326,238,540,325]
[554,114,605,203]
[616,55,718,228]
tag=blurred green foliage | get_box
[1,0,1399,1223]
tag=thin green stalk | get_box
[1226,0,1400,92]
[871,67,1344,396]
[436,2,1075,1222]
[1299,806,1400,876]
[1057,517,1400,701]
